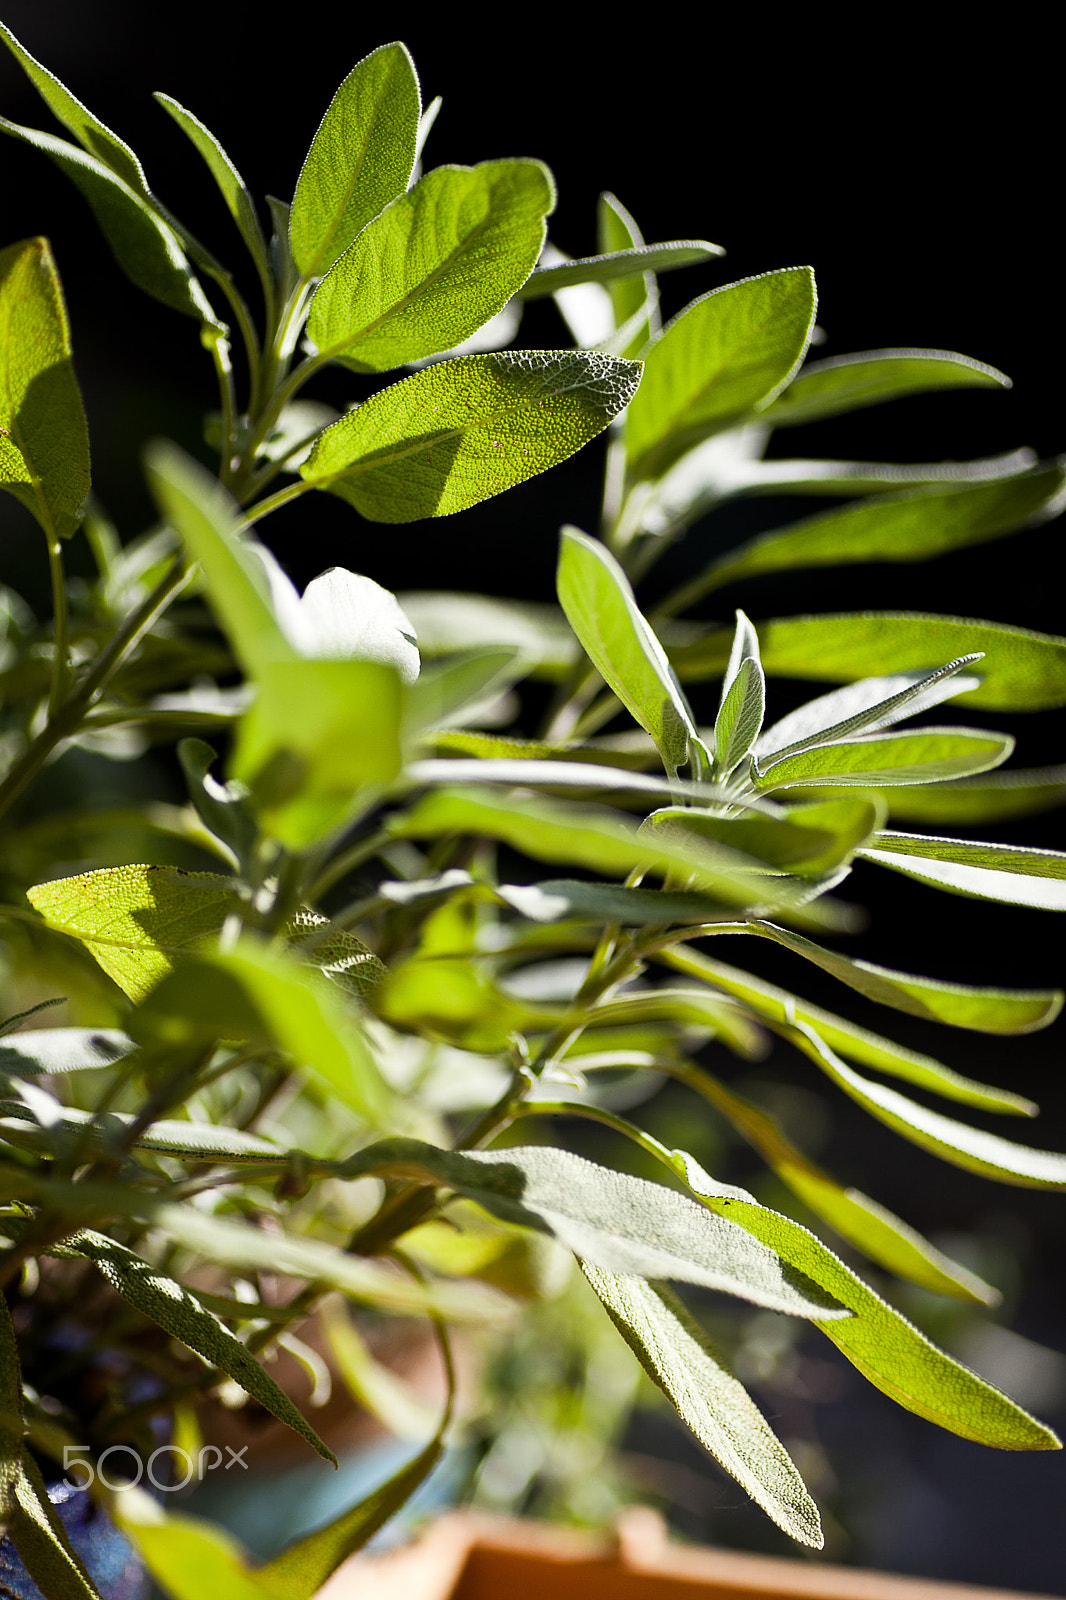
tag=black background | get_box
[3,5,1065,1589]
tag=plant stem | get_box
[45,534,70,717]
[243,478,313,525]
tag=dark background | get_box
[3,6,1065,1590]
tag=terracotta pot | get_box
[322,1508,1056,1600]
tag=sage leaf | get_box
[697,466,1066,594]
[714,611,765,777]
[301,350,641,522]
[669,1149,1060,1449]
[519,237,722,296]
[761,347,1011,427]
[398,591,576,675]
[786,1021,1066,1190]
[113,1493,284,1600]
[290,43,421,278]
[673,613,1066,711]
[583,1265,822,1546]
[685,1070,997,1302]
[756,657,984,762]
[659,946,1037,1116]
[64,1230,336,1462]
[0,118,218,323]
[884,766,1066,825]
[597,191,661,358]
[0,1028,135,1076]
[858,830,1066,911]
[626,267,817,482]
[741,920,1062,1033]
[153,95,270,283]
[495,878,747,930]
[178,737,258,872]
[728,447,1039,498]
[0,237,90,541]
[408,646,529,732]
[757,726,1013,790]
[643,795,884,879]
[556,527,697,771]
[307,160,554,371]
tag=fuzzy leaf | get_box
[645,795,883,879]
[597,191,660,359]
[0,237,90,540]
[761,347,1011,427]
[308,160,554,371]
[0,1028,135,1076]
[584,1266,822,1545]
[495,878,744,929]
[154,95,270,281]
[673,613,1066,711]
[757,726,1013,790]
[301,350,640,522]
[858,829,1066,911]
[64,1231,336,1462]
[713,611,765,776]
[626,268,816,481]
[557,527,696,770]
[519,237,722,297]
[290,42,421,278]
[883,766,1066,825]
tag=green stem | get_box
[243,478,313,526]
[307,828,394,902]
[205,326,238,488]
[45,534,70,717]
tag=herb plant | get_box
[2,22,1066,1597]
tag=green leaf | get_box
[391,787,852,930]
[405,755,704,803]
[397,591,576,675]
[584,1265,822,1545]
[377,956,551,1052]
[626,267,817,482]
[26,865,239,1003]
[756,658,984,762]
[301,350,641,522]
[587,987,767,1060]
[290,43,421,279]
[65,1230,336,1462]
[408,647,530,733]
[518,237,723,297]
[668,1148,1060,1449]
[731,447,1041,500]
[685,1070,998,1302]
[739,920,1062,1033]
[0,1028,134,1076]
[495,878,753,930]
[761,347,1011,427]
[696,466,1066,594]
[597,191,660,359]
[0,117,218,323]
[673,613,1066,711]
[0,20,147,191]
[307,160,554,372]
[153,95,270,283]
[757,727,1013,790]
[145,441,296,678]
[286,907,387,1002]
[858,829,1066,911]
[231,656,403,849]
[557,527,696,771]
[713,611,765,777]
[133,941,392,1124]
[0,237,90,540]
[659,945,1037,1116]
[643,794,884,878]
[178,737,258,872]
[883,766,1066,825]
[352,1139,847,1317]
[320,1297,437,1441]
[48,1108,282,1164]
[785,1019,1066,1190]
[114,1492,284,1600]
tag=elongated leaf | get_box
[643,795,884,878]
[741,920,1062,1033]
[626,268,817,481]
[145,442,295,677]
[0,1027,134,1076]
[729,447,1040,499]
[114,1492,284,1600]
[557,527,696,771]
[588,987,767,1059]
[667,1149,1059,1448]
[27,865,239,1002]
[757,726,1013,790]
[699,466,1066,593]
[153,95,269,281]
[404,756,712,802]
[597,191,660,359]
[495,878,748,929]
[390,786,851,930]
[301,350,641,522]
[408,647,529,733]
[64,1230,335,1462]
[290,43,420,278]
[761,347,1011,427]
[858,829,1066,911]
[429,730,652,767]
[685,1069,997,1302]
[350,1139,846,1316]
[884,765,1066,825]
[659,946,1037,1115]
[584,1265,821,1545]
[785,1019,1066,1190]
[133,942,391,1123]
[714,611,765,777]
[756,658,983,762]
[398,591,576,674]
[673,613,1066,711]
[0,117,217,322]
[519,238,722,297]
[308,160,554,371]
[293,568,420,677]
[44,1106,282,1163]
[178,736,258,871]
[0,237,90,540]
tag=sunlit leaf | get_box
[643,794,884,879]
[154,94,270,282]
[883,766,1066,825]
[713,611,765,778]
[757,726,1012,790]
[858,829,1066,911]
[761,347,1011,427]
